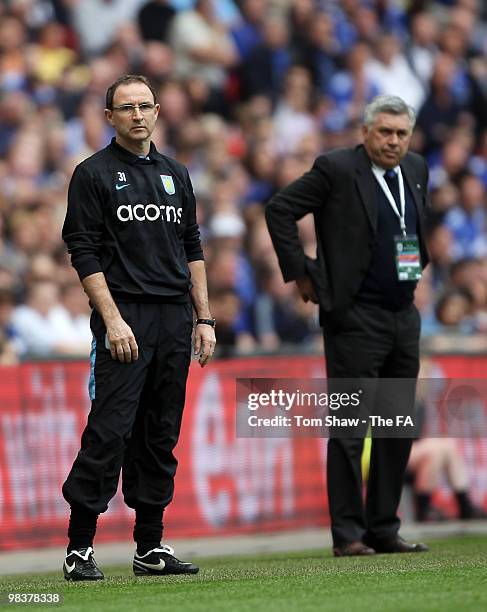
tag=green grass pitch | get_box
[1,536,486,612]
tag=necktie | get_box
[383,169,400,207]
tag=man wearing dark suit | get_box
[265,95,429,557]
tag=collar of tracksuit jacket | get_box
[109,137,165,165]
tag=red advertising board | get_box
[0,354,485,551]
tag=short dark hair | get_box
[105,74,157,109]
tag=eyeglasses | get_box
[111,103,156,115]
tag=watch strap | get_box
[196,318,216,327]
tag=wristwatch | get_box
[196,318,216,327]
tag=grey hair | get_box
[363,95,416,130]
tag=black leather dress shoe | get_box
[367,536,429,554]
[333,541,376,557]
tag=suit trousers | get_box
[323,301,420,546]
[62,300,193,516]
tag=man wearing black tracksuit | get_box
[61,75,216,581]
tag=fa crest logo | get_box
[160,175,175,195]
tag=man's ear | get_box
[362,124,368,140]
[105,109,114,126]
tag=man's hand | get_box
[296,275,318,304]
[106,316,139,363]
[81,273,139,363]
[194,323,216,367]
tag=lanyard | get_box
[373,166,407,237]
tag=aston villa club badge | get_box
[160,175,175,195]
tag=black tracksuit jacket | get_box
[62,138,204,302]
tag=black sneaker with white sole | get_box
[63,547,104,581]
[133,545,199,576]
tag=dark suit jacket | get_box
[265,145,430,316]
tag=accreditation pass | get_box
[394,234,422,281]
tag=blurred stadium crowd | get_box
[0,0,486,363]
